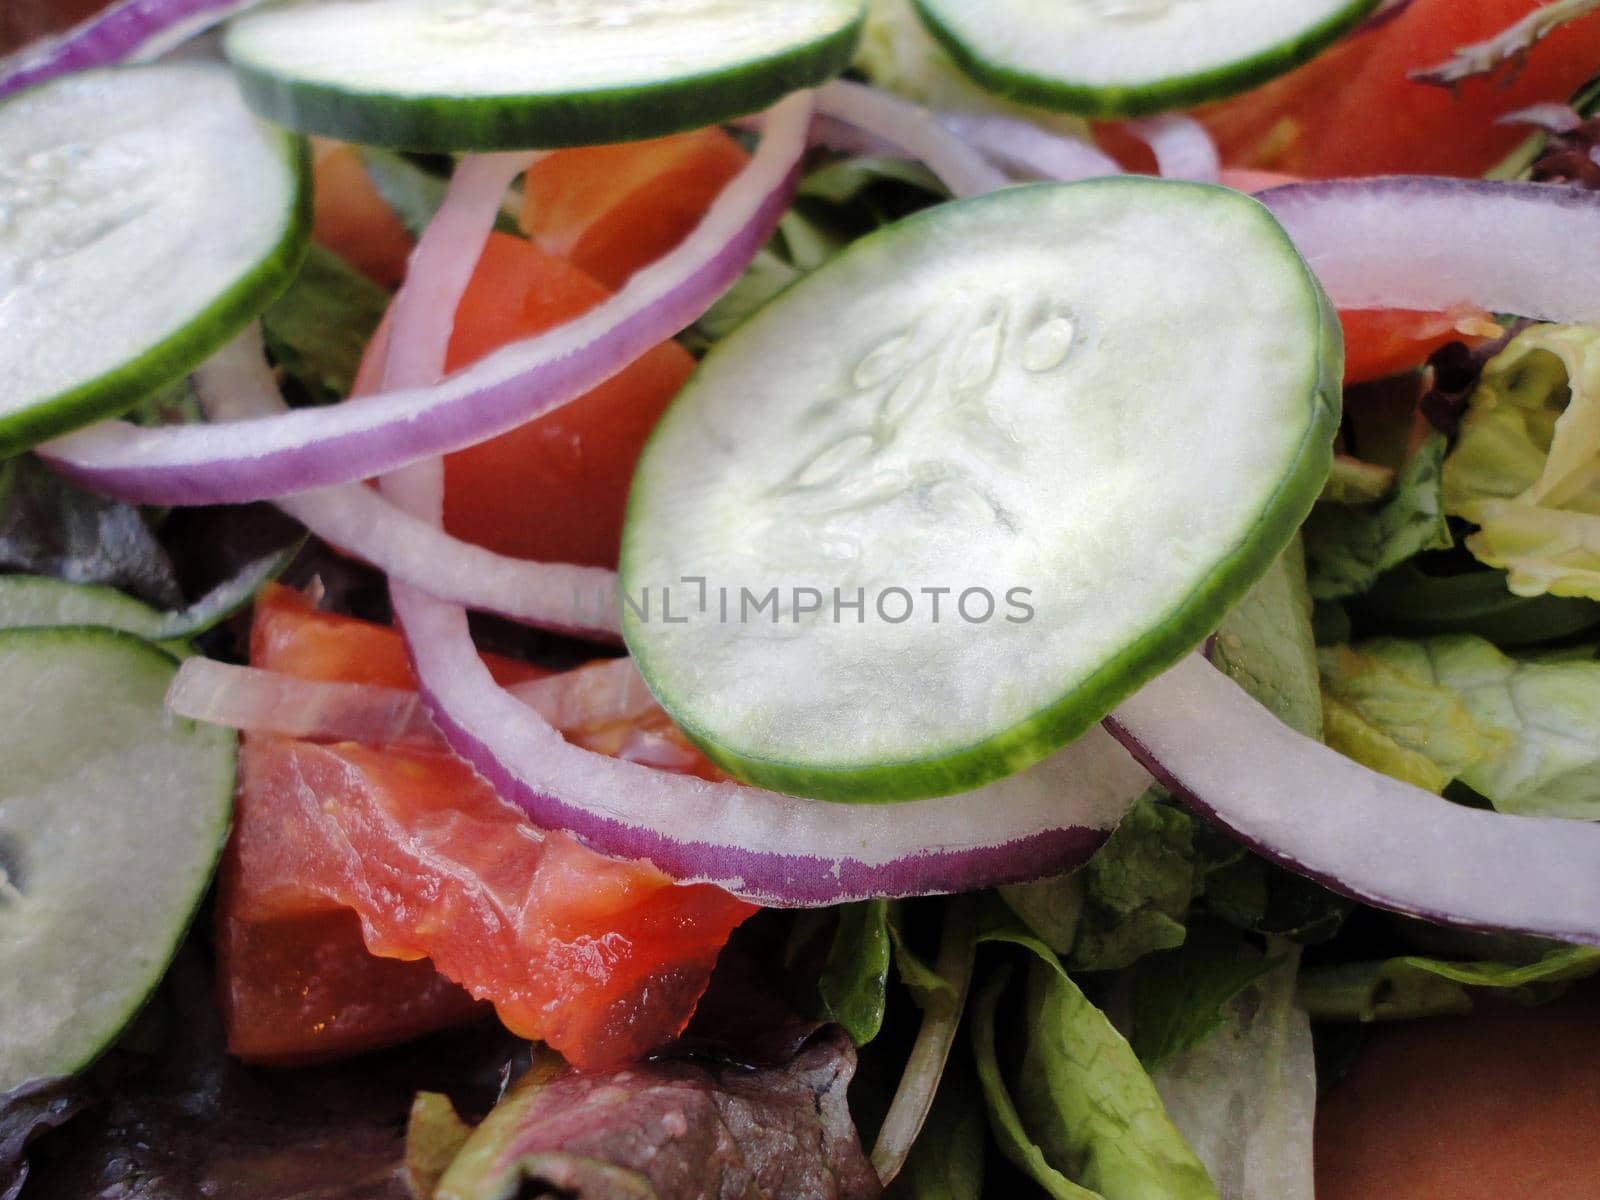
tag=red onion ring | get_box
[1125,115,1221,183]
[936,111,1120,181]
[1107,654,1600,946]
[166,655,655,748]
[1258,177,1600,322]
[813,80,1008,197]
[390,565,1146,906]
[0,0,262,98]
[39,89,813,505]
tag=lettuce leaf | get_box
[1317,641,1504,793]
[1068,795,1200,972]
[1152,949,1316,1200]
[970,919,1218,1200]
[1014,956,1218,1200]
[260,244,390,405]
[1129,921,1285,1072]
[1298,945,1600,1022]
[1303,434,1453,601]
[818,900,894,1046]
[1212,538,1323,739]
[1324,634,1600,818]
[1443,324,1600,598]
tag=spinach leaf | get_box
[819,900,894,1046]
[1129,920,1284,1071]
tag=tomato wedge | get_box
[219,587,753,1070]
[1199,0,1600,179]
[310,140,414,288]
[353,232,696,569]
[517,127,749,290]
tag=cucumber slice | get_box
[621,179,1340,803]
[910,0,1381,118]
[224,0,865,151]
[0,627,234,1091]
[0,63,309,457]
[0,576,186,652]
[0,548,298,650]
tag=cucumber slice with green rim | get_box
[910,0,1382,118]
[621,179,1340,803]
[0,547,298,649]
[0,575,189,653]
[0,627,234,1091]
[0,62,309,458]
[224,0,865,151]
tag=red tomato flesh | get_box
[1200,0,1600,179]
[219,587,754,1071]
[353,232,696,570]
[517,127,749,290]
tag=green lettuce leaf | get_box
[1129,920,1285,1072]
[1014,956,1218,1199]
[969,964,1096,1200]
[818,900,894,1046]
[1069,795,1200,972]
[970,915,1218,1200]
[1213,537,1323,738]
[1303,433,1453,601]
[260,244,390,405]
[1317,640,1504,793]
[1325,634,1600,818]
[1443,324,1600,598]
[1152,948,1316,1200]
[1298,945,1600,1022]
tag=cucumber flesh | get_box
[912,0,1381,118]
[0,627,234,1091]
[0,549,297,649]
[225,0,865,151]
[621,179,1340,803]
[0,575,188,652]
[0,63,309,457]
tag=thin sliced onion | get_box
[936,112,1120,182]
[1125,115,1220,183]
[168,659,439,747]
[813,80,1008,197]
[40,89,813,505]
[1107,654,1600,946]
[1497,102,1584,133]
[0,0,261,97]
[380,151,542,388]
[194,330,621,639]
[166,655,655,746]
[392,571,1146,906]
[1258,177,1600,322]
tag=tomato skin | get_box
[1339,307,1497,385]
[310,140,414,288]
[1316,989,1600,1198]
[440,234,696,569]
[1201,0,1600,178]
[216,899,485,1066]
[220,587,753,1071]
[518,127,749,290]
[352,233,695,570]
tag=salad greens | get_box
[8,1,1600,1198]
[1443,324,1600,598]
